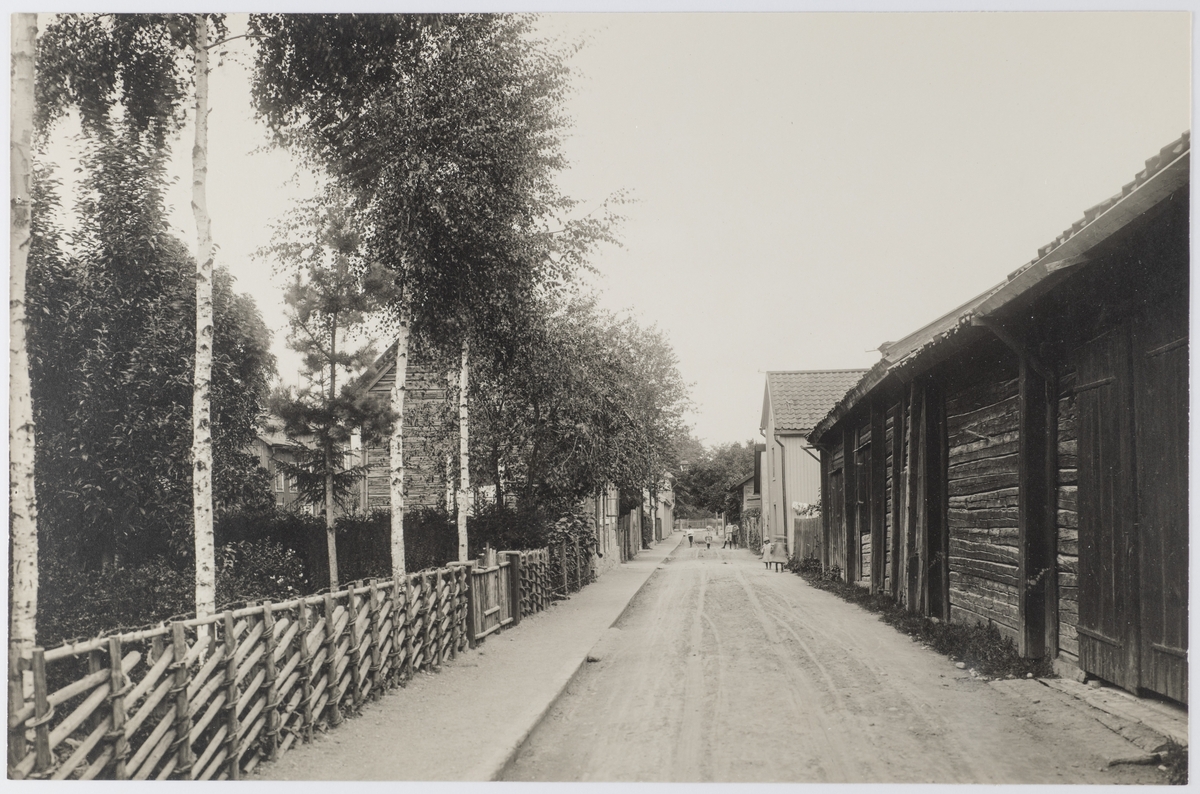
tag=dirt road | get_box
[501,543,1162,784]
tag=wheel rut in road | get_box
[500,545,1164,784]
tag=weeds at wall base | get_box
[787,557,1054,680]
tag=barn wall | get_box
[945,357,1021,641]
[883,407,894,594]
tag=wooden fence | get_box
[8,545,575,781]
[793,517,822,561]
[548,538,592,598]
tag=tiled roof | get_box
[765,370,869,433]
[1010,131,1190,280]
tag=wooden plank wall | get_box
[1055,368,1081,664]
[944,364,1022,640]
[365,352,454,512]
[854,423,871,586]
[883,408,894,595]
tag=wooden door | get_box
[828,469,845,573]
[1132,295,1189,703]
[1075,326,1137,691]
[855,443,871,585]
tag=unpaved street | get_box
[502,541,1161,784]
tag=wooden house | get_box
[760,370,867,555]
[807,133,1188,703]
[357,340,459,514]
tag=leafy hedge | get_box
[37,538,306,648]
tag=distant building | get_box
[759,370,867,555]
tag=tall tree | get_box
[250,14,617,569]
[36,12,233,618]
[265,197,392,588]
[191,12,217,620]
[456,341,471,560]
[10,11,39,655]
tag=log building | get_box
[807,133,1189,704]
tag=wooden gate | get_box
[1076,326,1136,691]
[467,549,516,643]
[1075,298,1188,703]
[827,467,845,572]
[1132,294,1188,703]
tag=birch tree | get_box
[190,13,217,620]
[456,340,471,561]
[37,12,226,616]
[10,11,40,653]
[251,14,618,565]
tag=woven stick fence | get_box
[7,565,475,781]
[548,538,594,599]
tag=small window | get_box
[275,470,284,492]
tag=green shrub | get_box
[37,538,308,647]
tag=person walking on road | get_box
[705,533,712,550]
[687,530,694,546]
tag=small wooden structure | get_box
[808,133,1189,704]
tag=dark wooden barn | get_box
[807,133,1189,704]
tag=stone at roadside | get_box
[956,662,966,669]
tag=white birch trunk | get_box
[325,320,339,590]
[456,339,471,562]
[9,12,39,654]
[389,319,410,576]
[191,15,216,621]
[444,368,456,513]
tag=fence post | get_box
[323,593,343,727]
[464,562,478,649]
[368,580,384,697]
[507,552,523,626]
[574,537,582,590]
[347,588,364,710]
[297,604,314,743]
[405,575,417,678]
[105,635,130,779]
[390,574,405,686]
[432,570,445,668]
[8,641,27,772]
[448,567,461,657]
[30,648,51,776]
[222,612,239,780]
[170,622,194,778]
[260,602,280,763]
[560,541,568,595]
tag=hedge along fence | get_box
[8,548,562,782]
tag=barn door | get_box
[855,442,871,585]
[1132,294,1188,703]
[1075,326,1137,692]
[828,469,845,573]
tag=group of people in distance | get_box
[684,527,739,550]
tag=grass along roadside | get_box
[786,557,1053,681]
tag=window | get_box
[274,470,284,492]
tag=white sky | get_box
[36,9,1193,447]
